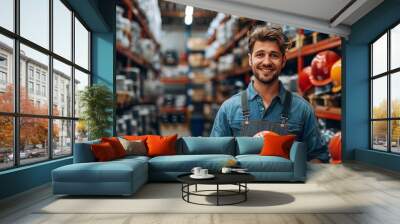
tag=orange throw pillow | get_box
[260,132,296,159]
[146,134,178,157]
[91,142,117,162]
[101,137,126,158]
[124,135,148,141]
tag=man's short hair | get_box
[248,25,291,55]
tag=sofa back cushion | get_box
[179,137,235,155]
[236,137,264,155]
[73,139,100,163]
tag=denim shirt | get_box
[210,80,330,162]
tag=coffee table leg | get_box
[217,184,219,206]
[245,183,247,201]
[195,184,197,192]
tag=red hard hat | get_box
[310,50,340,86]
[298,66,313,94]
[328,132,342,164]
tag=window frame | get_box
[370,20,400,154]
[0,0,92,171]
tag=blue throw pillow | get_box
[236,137,264,155]
[180,137,235,155]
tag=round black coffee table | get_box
[177,173,255,206]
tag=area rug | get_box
[37,183,362,214]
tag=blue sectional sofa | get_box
[52,137,306,196]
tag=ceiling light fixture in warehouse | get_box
[184,5,193,25]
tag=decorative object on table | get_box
[190,167,214,179]
[79,84,114,140]
[225,158,239,168]
[222,167,248,174]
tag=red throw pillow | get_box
[260,132,296,159]
[146,134,178,157]
[91,142,117,162]
[101,137,126,158]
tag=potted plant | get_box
[79,84,114,140]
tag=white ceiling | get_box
[166,0,384,37]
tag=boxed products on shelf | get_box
[217,54,235,72]
[187,38,208,51]
[161,94,187,108]
[188,53,206,67]
[189,72,210,84]
[136,0,162,41]
[140,39,157,61]
[117,105,159,135]
[207,13,227,37]
[130,21,142,53]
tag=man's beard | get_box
[252,67,280,84]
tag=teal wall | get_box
[0,0,115,200]
[344,0,400,171]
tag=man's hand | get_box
[309,158,323,164]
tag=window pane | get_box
[0,0,14,31]
[74,17,89,70]
[391,120,400,153]
[391,24,400,70]
[20,117,49,165]
[0,35,14,112]
[0,116,14,170]
[53,119,72,157]
[75,120,88,143]
[53,0,72,60]
[372,76,387,119]
[372,33,387,76]
[20,45,49,115]
[20,0,49,49]
[53,59,72,117]
[391,72,400,118]
[74,69,89,118]
[372,121,388,151]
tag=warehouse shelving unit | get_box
[116,0,161,135]
[286,33,342,121]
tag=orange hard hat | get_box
[298,66,313,94]
[328,132,342,164]
[330,59,342,93]
[310,50,340,87]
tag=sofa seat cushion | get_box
[149,154,235,172]
[236,155,293,172]
[116,155,150,163]
[52,159,147,183]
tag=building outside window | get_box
[28,66,34,80]
[28,81,34,94]
[0,54,7,90]
[0,0,91,170]
[42,85,46,97]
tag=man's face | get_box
[249,40,286,84]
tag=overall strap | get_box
[241,91,250,124]
[280,91,292,125]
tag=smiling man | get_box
[210,25,329,163]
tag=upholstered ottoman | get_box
[52,156,148,196]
